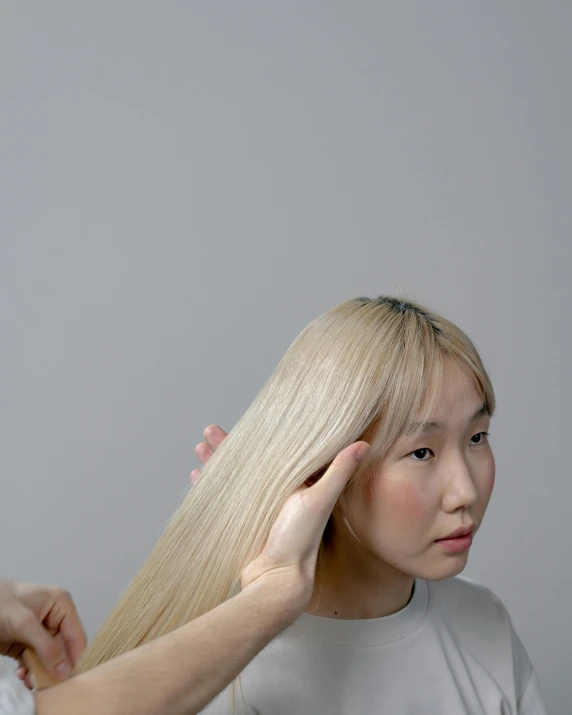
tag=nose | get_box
[441,452,479,511]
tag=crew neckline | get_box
[283,578,429,646]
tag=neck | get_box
[305,519,415,620]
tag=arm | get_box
[16,426,368,715]
[35,578,301,715]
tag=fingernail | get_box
[355,443,371,462]
[55,662,71,679]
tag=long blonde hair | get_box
[74,294,495,710]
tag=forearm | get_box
[35,580,301,715]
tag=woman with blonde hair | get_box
[73,294,547,714]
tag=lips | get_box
[437,524,476,540]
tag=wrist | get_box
[240,575,309,625]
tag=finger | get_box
[15,665,27,681]
[190,468,202,485]
[203,424,228,450]
[306,442,370,518]
[15,665,34,690]
[44,593,88,668]
[195,441,215,465]
[12,607,71,680]
[6,641,25,660]
[21,647,60,689]
[193,426,228,473]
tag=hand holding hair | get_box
[27,430,370,715]
[192,424,371,612]
[238,440,370,609]
[0,579,87,689]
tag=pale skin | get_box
[3,438,370,715]
[195,359,495,621]
[0,581,87,689]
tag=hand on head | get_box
[191,425,370,611]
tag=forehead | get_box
[406,363,488,436]
[402,402,489,437]
[361,360,487,449]
[432,361,482,407]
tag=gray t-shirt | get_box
[200,575,547,714]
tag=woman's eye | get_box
[407,432,490,461]
[409,448,433,461]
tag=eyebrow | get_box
[402,403,490,437]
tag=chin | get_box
[410,553,470,582]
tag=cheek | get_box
[480,454,496,503]
[372,479,435,532]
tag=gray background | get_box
[1,2,570,711]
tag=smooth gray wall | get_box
[1,3,570,711]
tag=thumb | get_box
[308,441,371,515]
[13,607,71,681]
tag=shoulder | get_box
[428,574,520,641]
[426,575,536,701]
[429,573,511,617]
